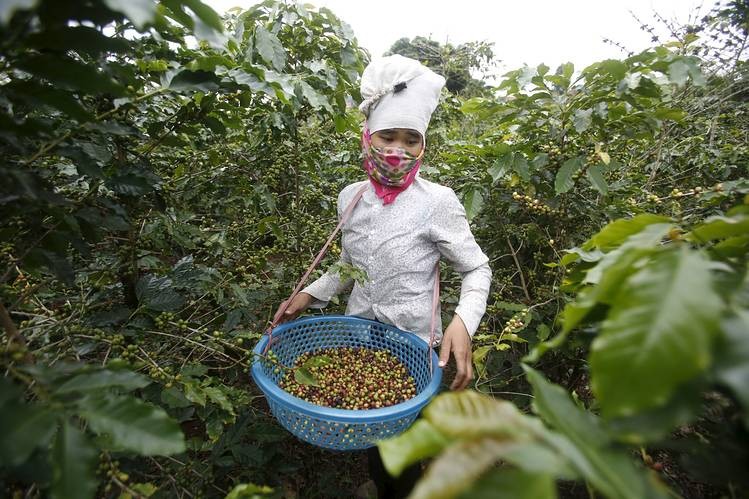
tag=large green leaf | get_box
[423,390,538,440]
[513,153,530,181]
[0,403,59,466]
[27,25,131,56]
[136,274,185,311]
[488,154,512,182]
[50,421,98,499]
[255,26,286,72]
[688,215,749,242]
[54,369,150,395]
[590,248,723,418]
[527,223,671,363]
[102,0,157,29]
[296,80,332,112]
[572,108,593,133]
[554,157,584,195]
[6,80,93,122]
[457,469,557,499]
[225,483,274,498]
[606,380,704,444]
[169,69,221,92]
[409,438,521,499]
[378,419,451,477]
[585,214,671,251]
[77,394,185,456]
[714,310,749,428]
[15,54,124,96]
[524,367,668,499]
[179,0,224,32]
[462,188,484,221]
[586,164,608,195]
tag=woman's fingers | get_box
[438,334,452,368]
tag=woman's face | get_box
[371,128,423,157]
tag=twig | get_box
[0,301,32,362]
[505,236,531,302]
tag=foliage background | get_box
[0,0,747,498]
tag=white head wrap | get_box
[359,55,446,139]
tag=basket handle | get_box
[264,183,369,353]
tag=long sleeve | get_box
[430,188,492,336]
[454,262,492,335]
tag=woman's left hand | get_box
[438,315,473,390]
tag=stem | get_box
[0,301,32,362]
[505,236,531,302]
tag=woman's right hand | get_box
[273,292,313,325]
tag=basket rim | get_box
[251,315,442,423]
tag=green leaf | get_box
[294,367,319,386]
[689,215,749,242]
[488,154,512,182]
[50,421,98,499]
[303,355,332,368]
[102,0,157,29]
[7,80,93,122]
[590,248,723,419]
[597,59,627,79]
[423,390,538,440]
[16,54,124,96]
[554,157,584,195]
[27,26,131,56]
[136,275,185,311]
[458,469,557,499]
[204,386,235,415]
[586,165,608,195]
[0,0,37,24]
[572,108,593,133]
[714,310,749,428]
[179,0,224,32]
[183,382,207,406]
[606,380,704,444]
[255,26,286,72]
[462,188,484,221]
[378,419,451,477]
[513,154,530,182]
[77,394,185,456]
[225,483,274,499]
[409,438,525,499]
[667,58,704,87]
[161,386,193,409]
[169,69,221,92]
[654,107,686,122]
[54,369,150,395]
[524,367,668,499]
[585,214,671,251]
[472,345,492,378]
[296,80,332,112]
[0,403,59,466]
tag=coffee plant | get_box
[0,0,747,497]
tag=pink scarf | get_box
[361,126,422,205]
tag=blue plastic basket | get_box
[252,315,442,451]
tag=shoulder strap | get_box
[266,182,441,376]
[265,184,369,342]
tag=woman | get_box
[275,54,492,392]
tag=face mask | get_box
[362,127,424,187]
